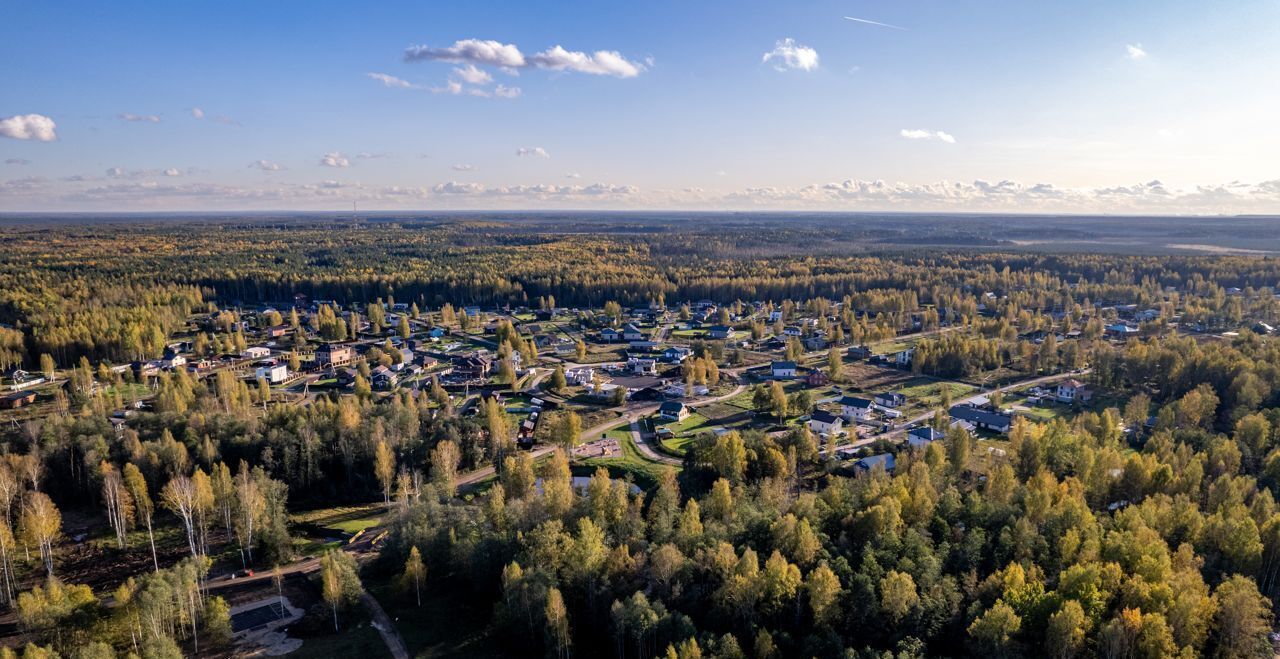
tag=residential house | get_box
[242,346,271,360]
[1056,379,1093,403]
[771,361,797,378]
[1,391,37,409]
[839,396,874,421]
[662,346,692,364]
[255,362,289,384]
[265,325,290,339]
[452,354,493,378]
[808,410,844,436]
[893,349,914,367]
[783,326,803,337]
[161,353,187,370]
[875,392,906,408]
[847,345,872,360]
[628,358,658,376]
[600,327,622,343]
[371,365,397,390]
[854,453,896,474]
[1105,323,1140,339]
[657,401,689,421]
[566,367,596,386]
[907,427,943,449]
[804,370,829,387]
[768,310,784,323]
[948,404,1013,434]
[803,334,827,351]
[314,343,355,367]
[622,324,646,342]
[427,327,447,339]
[707,325,732,340]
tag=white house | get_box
[1056,379,1093,403]
[783,326,803,337]
[242,346,271,360]
[255,362,289,384]
[839,395,874,420]
[808,410,844,436]
[628,358,658,375]
[566,367,596,386]
[771,361,797,378]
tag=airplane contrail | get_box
[844,16,907,30]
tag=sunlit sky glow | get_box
[3,0,1280,213]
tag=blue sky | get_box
[3,0,1279,213]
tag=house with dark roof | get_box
[622,324,646,342]
[839,395,874,420]
[707,325,733,340]
[808,410,844,436]
[854,453,896,474]
[875,392,906,408]
[948,404,1013,434]
[662,346,692,363]
[600,327,622,343]
[771,361,797,378]
[907,426,944,448]
[657,401,689,421]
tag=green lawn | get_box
[578,433,672,487]
[894,379,976,408]
[603,423,633,442]
[656,412,711,437]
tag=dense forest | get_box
[3,216,1280,657]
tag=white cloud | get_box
[1126,43,1147,60]
[366,72,416,89]
[565,172,581,179]
[516,147,550,158]
[431,79,464,95]
[320,152,351,168]
[433,181,486,194]
[163,168,181,177]
[494,84,521,98]
[529,46,646,78]
[118,113,161,123]
[191,108,205,119]
[405,38,646,78]
[0,114,57,141]
[762,38,819,72]
[900,129,956,143]
[452,164,475,171]
[405,39,527,67]
[250,160,284,171]
[430,181,639,198]
[453,64,492,85]
[5,158,31,166]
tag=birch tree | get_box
[124,463,159,571]
[161,475,199,558]
[21,492,61,576]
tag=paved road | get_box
[363,591,410,659]
[824,369,1091,455]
